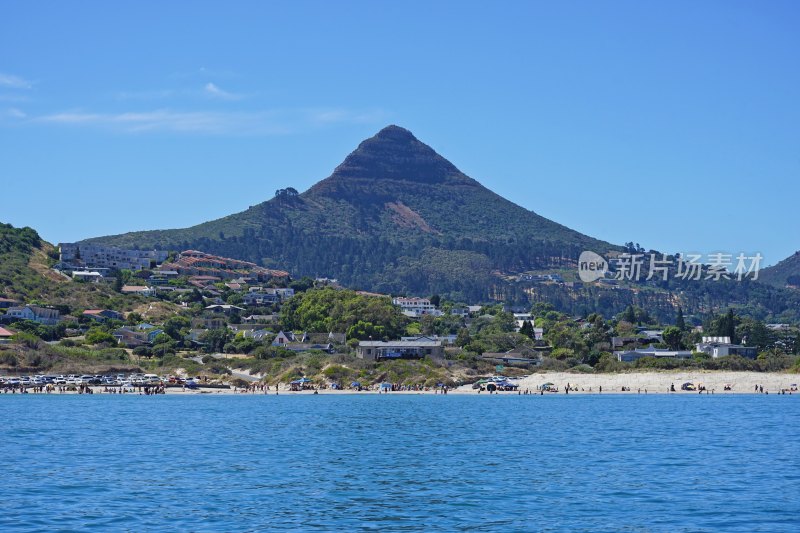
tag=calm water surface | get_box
[1,394,798,532]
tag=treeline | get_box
[0,223,42,254]
[122,223,587,303]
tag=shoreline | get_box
[2,370,798,396]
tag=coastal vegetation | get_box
[2,283,798,386]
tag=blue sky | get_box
[1,1,798,266]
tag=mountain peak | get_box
[373,124,417,141]
[321,125,467,185]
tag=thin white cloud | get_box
[30,106,388,135]
[0,72,33,89]
[0,107,27,121]
[38,109,284,134]
[204,82,242,101]
[6,107,26,118]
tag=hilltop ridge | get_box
[85,126,616,300]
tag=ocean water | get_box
[1,394,798,532]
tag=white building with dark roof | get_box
[6,305,61,325]
[357,339,444,360]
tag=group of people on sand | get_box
[2,384,170,395]
[235,383,277,394]
[2,384,81,394]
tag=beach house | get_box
[357,339,444,360]
[694,337,757,359]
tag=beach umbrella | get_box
[350,381,361,387]
[298,377,312,383]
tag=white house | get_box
[121,285,157,297]
[695,337,757,359]
[72,270,104,282]
[357,339,444,360]
[6,305,61,325]
[392,297,442,317]
[614,347,693,363]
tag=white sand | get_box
[510,371,798,394]
[9,371,797,396]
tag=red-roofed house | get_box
[0,326,15,344]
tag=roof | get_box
[359,340,442,347]
[205,304,245,311]
[0,327,15,337]
[614,347,693,358]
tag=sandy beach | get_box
[5,371,798,396]
[175,371,798,395]
[510,371,799,394]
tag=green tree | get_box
[662,326,683,350]
[280,287,406,337]
[519,320,535,339]
[707,309,739,342]
[455,327,471,347]
[85,328,117,346]
[200,328,231,353]
[676,307,686,331]
[289,276,315,293]
[736,317,773,350]
[346,320,386,341]
[623,305,636,324]
[163,315,191,341]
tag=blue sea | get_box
[1,394,799,532]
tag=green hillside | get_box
[0,223,139,311]
[85,126,618,301]
[759,251,800,289]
